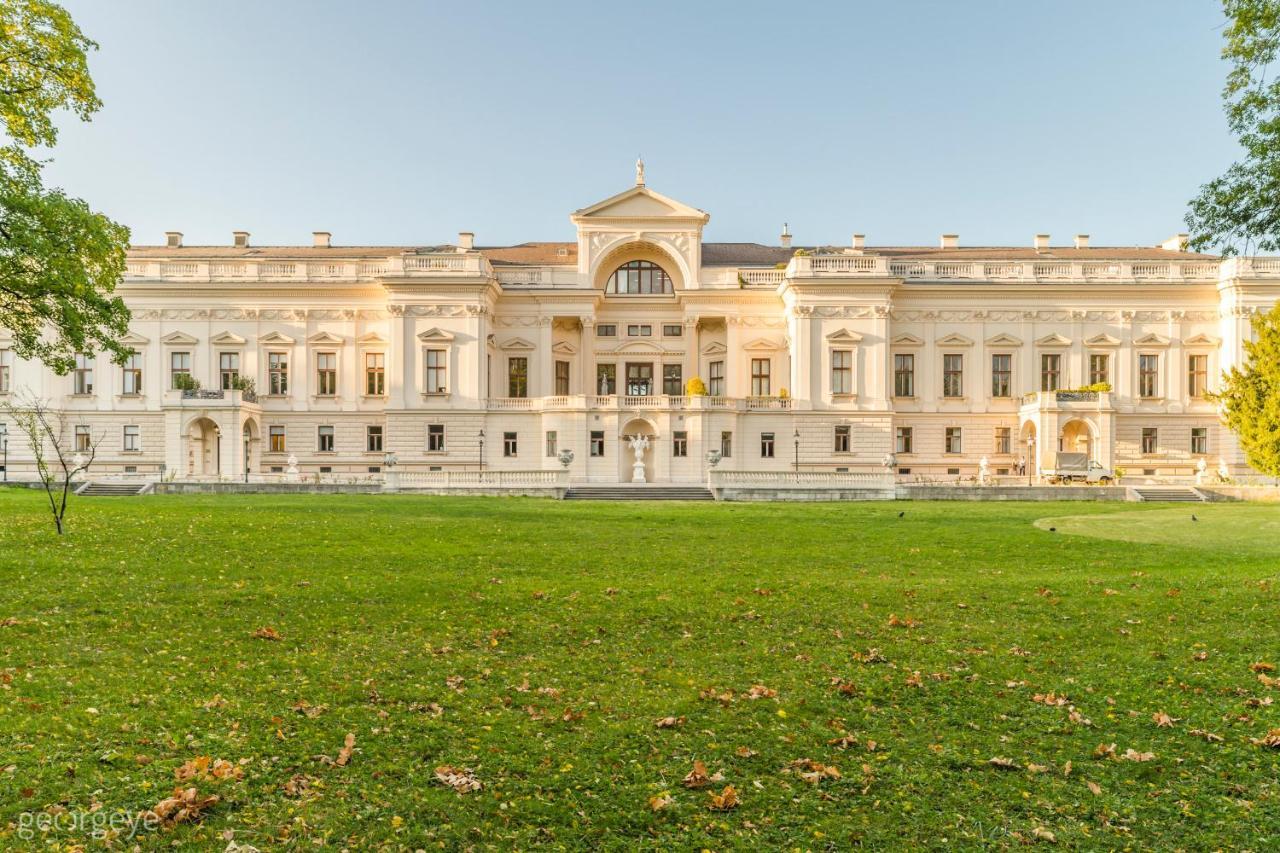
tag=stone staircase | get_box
[564,485,714,501]
[76,481,151,497]
[1132,486,1205,503]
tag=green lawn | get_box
[1,489,1279,849]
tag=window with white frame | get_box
[123,424,140,452]
[673,430,688,457]
[427,423,445,452]
[1191,427,1208,455]
[708,360,724,397]
[555,361,570,395]
[942,354,963,398]
[895,426,913,454]
[219,352,240,390]
[596,324,617,337]
[508,357,528,398]
[425,349,447,394]
[268,425,285,453]
[945,426,963,454]
[0,348,10,393]
[590,430,604,456]
[990,354,1011,398]
[365,352,385,396]
[662,324,683,337]
[169,352,191,389]
[760,431,775,458]
[662,364,682,396]
[503,431,518,457]
[1040,353,1061,391]
[1141,427,1157,454]
[834,424,851,453]
[596,363,616,395]
[317,425,335,452]
[268,352,289,395]
[366,425,383,452]
[73,353,94,395]
[831,349,853,395]
[995,426,1011,455]
[750,358,771,396]
[720,430,732,457]
[316,353,337,396]
[894,354,915,397]
[1187,354,1208,399]
[1089,353,1110,386]
[545,430,557,457]
[122,351,143,395]
[1139,354,1159,398]
[75,425,91,452]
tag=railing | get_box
[789,255,1223,282]
[487,395,791,411]
[391,470,567,489]
[124,251,493,282]
[1021,390,1109,407]
[711,470,895,488]
[177,388,257,404]
[738,269,786,286]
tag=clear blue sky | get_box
[46,0,1237,249]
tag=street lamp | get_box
[1,431,6,483]
[1027,435,1036,487]
[243,432,250,484]
[478,429,485,472]
[793,428,800,478]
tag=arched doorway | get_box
[241,417,260,481]
[187,417,221,478]
[1060,418,1098,462]
[619,417,657,483]
[1018,420,1039,479]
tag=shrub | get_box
[172,373,201,392]
[685,377,707,396]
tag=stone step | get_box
[565,486,714,501]
[1133,487,1204,502]
[77,483,149,497]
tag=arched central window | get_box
[605,260,673,295]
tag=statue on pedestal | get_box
[627,434,649,483]
[285,453,299,483]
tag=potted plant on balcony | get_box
[172,374,201,393]
[685,377,707,396]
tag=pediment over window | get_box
[1183,332,1220,347]
[358,331,387,344]
[307,331,345,345]
[551,340,577,355]
[119,331,150,346]
[825,328,864,345]
[259,331,296,345]
[161,331,198,346]
[1084,333,1121,347]
[210,331,245,346]
[742,336,785,352]
[701,341,728,356]
[1035,332,1072,347]
[984,333,1022,347]
[935,333,973,347]
[1133,332,1170,347]
[418,327,456,343]
[892,333,924,347]
[498,336,535,351]
[607,340,678,356]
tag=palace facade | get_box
[3,172,1279,485]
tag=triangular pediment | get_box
[417,327,456,343]
[701,341,728,356]
[161,331,198,346]
[892,333,924,347]
[1133,332,1170,347]
[1036,333,1072,347]
[571,185,709,223]
[1184,332,1220,346]
[498,336,535,351]
[259,331,295,345]
[825,328,864,344]
[210,330,245,346]
[357,331,387,344]
[119,331,150,346]
[307,331,345,345]
[743,336,784,351]
[551,340,577,355]
[608,340,674,356]
[936,333,973,347]
[1084,333,1121,347]
[984,333,1022,347]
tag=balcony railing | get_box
[710,470,895,488]
[788,255,1222,283]
[486,395,791,411]
[1020,390,1110,407]
[391,470,567,489]
[125,251,492,282]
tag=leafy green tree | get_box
[1213,304,1280,479]
[0,0,130,373]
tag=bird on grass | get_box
[1048,526,1057,532]
[1192,514,1198,522]
[898,511,905,518]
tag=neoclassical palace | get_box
[3,169,1279,485]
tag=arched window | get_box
[605,260,673,295]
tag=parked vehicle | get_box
[1048,452,1114,484]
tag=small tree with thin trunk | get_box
[2,392,97,534]
[1212,303,1280,483]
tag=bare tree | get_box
[2,393,98,534]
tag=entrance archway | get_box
[619,417,657,483]
[187,417,221,477]
[1018,420,1039,478]
[1060,418,1098,462]
[241,417,260,480]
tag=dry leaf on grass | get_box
[647,791,673,811]
[336,733,355,767]
[174,757,243,783]
[146,786,219,827]
[655,716,685,729]
[1190,728,1224,743]
[251,626,282,641]
[1250,729,1280,748]
[1152,711,1178,728]
[988,757,1020,770]
[682,760,722,789]
[434,765,482,793]
[1250,662,1276,673]
[785,758,841,784]
[707,785,739,811]
[746,684,777,700]
[1121,748,1155,762]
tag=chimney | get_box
[165,231,183,248]
[1160,233,1189,252]
[233,230,250,249]
[313,231,332,248]
[458,231,475,250]
[1033,233,1050,251]
[940,234,959,249]
[779,223,792,249]
[1074,234,1090,249]
[851,233,865,251]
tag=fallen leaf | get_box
[1189,728,1224,743]
[145,786,219,827]
[1086,780,1101,795]
[655,716,685,729]
[336,733,355,767]
[988,757,1020,770]
[251,626,281,641]
[707,785,739,811]
[647,791,673,811]
[1152,711,1178,728]
[434,764,482,793]
[683,760,711,789]
[1121,748,1155,762]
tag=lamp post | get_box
[243,432,250,484]
[1027,435,1036,487]
[793,428,800,479]
[478,429,485,472]
[1,432,6,483]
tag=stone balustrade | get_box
[485,395,791,411]
[787,254,1222,282]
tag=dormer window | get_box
[605,260,672,295]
